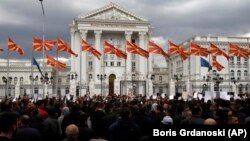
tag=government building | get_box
[0,3,250,99]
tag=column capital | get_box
[69,25,77,34]
[94,30,102,39]
[80,30,88,40]
[125,31,133,35]
[139,31,147,36]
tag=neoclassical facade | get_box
[169,36,250,96]
[0,59,70,99]
[69,3,153,96]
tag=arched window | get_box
[20,77,24,85]
[34,87,38,94]
[237,70,241,77]
[244,70,248,77]
[65,87,69,94]
[230,70,234,77]
[14,77,18,85]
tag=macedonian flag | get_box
[190,42,209,57]
[104,41,127,59]
[82,40,102,60]
[8,37,24,55]
[57,39,78,57]
[148,41,169,58]
[210,43,229,60]
[33,38,56,51]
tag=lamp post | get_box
[97,74,106,96]
[67,73,78,96]
[150,74,155,95]
[29,75,39,95]
[2,76,12,99]
[173,74,182,96]
[203,75,211,91]
[231,77,240,95]
[213,73,223,91]
[40,72,53,98]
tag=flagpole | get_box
[7,46,10,99]
[56,51,59,97]
[30,48,34,96]
[80,44,82,97]
[38,0,46,98]
[227,43,231,94]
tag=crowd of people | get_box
[0,94,250,141]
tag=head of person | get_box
[120,107,131,120]
[161,116,173,125]
[65,124,79,139]
[19,115,30,127]
[204,118,217,125]
[0,112,19,138]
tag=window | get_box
[230,70,234,77]
[105,62,108,66]
[14,77,17,85]
[57,87,61,96]
[58,78,62,84]
[230,57,234,64]
[104,54,108,59]
[159,87,163,93]
[89,74,93,80]
[237,57,241,64]
[244,58,248,64]
[132,54,136,60]
[65,87,69,94]
[76,86,79,97]
[132,62,136,71]
[213,70,217,76]
[20,77,24,85]
[244,70,248,77]
[34,87,39,94]
[237,70,241,77]
[88,61,93,69]
[117,62,121,66]
[110,55,114,60]
[159,76,163,82]
[110,62,114,66]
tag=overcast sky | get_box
[0,0,250,63]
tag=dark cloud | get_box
[1,0,250,60]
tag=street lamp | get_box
[213,73,223,91]
[173,74,182,97]
[97,74,106,96]
[40,72,53,97]
[2,76,12,99]
[29,75,39,95]
[203,75,211,91]
[231,77,240,95]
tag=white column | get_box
[70,26,76,73]
[125,31,132,80]
[80,30,88,83]
[14,84,20,98]
[147,32,153,74]
[139,32,146,78]
[94,30,102,95]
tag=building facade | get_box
[69,3,153,96]
[0,59,70,99]
[169,36,250,96]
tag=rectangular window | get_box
[237,57,241,64]
[117,62,121,66]
[230,57,234,64]
[110,54,115,60]
[105,62,108,66]
[88,61,93,69]
[104,54,108,59]
[110,62,114,66]
[132,62,136,71]
[132,54,136,60]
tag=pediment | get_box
[78,2,147,22]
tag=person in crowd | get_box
[36,100,48,119]
[0,112,19,141]
[108,107,142,141]
[63,124,79,141]
[42,106,60,141]
[204,118,217,125]
[12,115,42,141]
[58,106,69,135]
